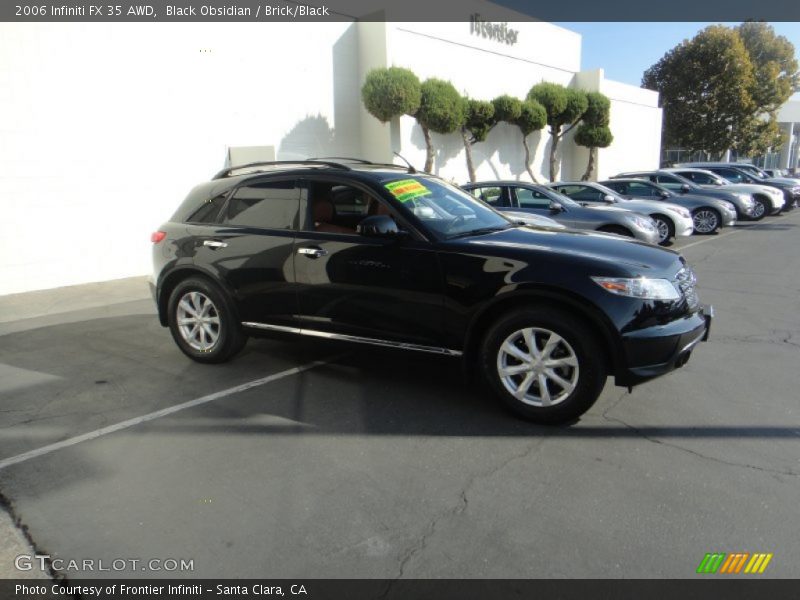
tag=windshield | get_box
[381,176,511,239]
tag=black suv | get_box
[150,159,712,424]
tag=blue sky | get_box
[556,22,800,98]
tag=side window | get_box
[603,181,626,195]
[655,175,682,190]
[468,187,503,206]
[187,193,227,223]
[628,182,657,197]
[303,181,393,235]
[223,181,300,230]
[717,168,743,183]
[514,188,551,209]
[558,185,600,201]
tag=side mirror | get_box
[659,190,670,199]
[357,215,403,238]
[549,201,563,213]
[603,194,615,203]
[680,183,690,193]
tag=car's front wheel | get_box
[692,208,720,234]
[480,308,606,424]
[651,214,674,245]
[167,277,247,363]
[750,197,768,220]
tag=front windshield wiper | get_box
[447,225,511,239]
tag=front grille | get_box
[675,266,699,309]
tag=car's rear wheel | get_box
[750,197,768,220]
[480,309,606,424]
[692,208,720,234]
[651,214,674,245]
[167,277,247,363]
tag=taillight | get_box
[151,231,167,243]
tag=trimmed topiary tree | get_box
[361,67,422,123]
[416,79,466,172]
[574,92,613,181]
[460,98,496,182]
[491,95,546,182]
[527,83,588,181]
[515,100,547,182]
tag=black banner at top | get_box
[2,0,800,22]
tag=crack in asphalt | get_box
[712,330,800,350]
[378,436,548,596]
[600,409,800,479]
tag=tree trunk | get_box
[422,125,434,173]
[581,147,596,181]
[549,127,561,182]
[522,135,538,183]
[462,130,476,183]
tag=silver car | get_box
[664,167,785,219]
[548,181,694,245]
[600,178,737,234]
[462,181,661,244]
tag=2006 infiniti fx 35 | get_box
[150,159,713,424]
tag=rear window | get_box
[222,181,300,230]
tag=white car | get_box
[665,167,785,219]
[548,181,694,245]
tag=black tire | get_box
[597,225,634,237]
[691,208,721,235]
[480,308,606,424]
[167,277,247,363]
[651,214,675,246]
[750,197,768,221]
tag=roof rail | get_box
[213,160,352,179]
[306,156,374,164]
[308,156,416,173]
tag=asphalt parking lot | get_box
[1,214,799,580]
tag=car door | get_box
[292,176,446,346]
[510,187,586,228]
[187,177,300,326]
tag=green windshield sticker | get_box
[385,179,432,203]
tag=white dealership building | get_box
[0,4,663,294]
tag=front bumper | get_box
[675,216,694,237]
[615,305,713,387]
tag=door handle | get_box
[203,239,228,249]
[297,247,328,259]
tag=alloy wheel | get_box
[496,327,579,407]
[693,210,719,234]
[653,217,671,243]
[752,200,766,219]
[176,291,221,352]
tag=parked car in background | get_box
[663,167,785,218]
[673,162,799,211]
[150,159,712,424]
[600,178,737,234]
[613,170,756,221]
[547,181,693,246]
[763,168,793,179]
[462,181,660,244]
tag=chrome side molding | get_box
[241,322,463,357]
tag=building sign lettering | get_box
[470,13,519,46]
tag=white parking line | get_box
[0,356,340,471]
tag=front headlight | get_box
[792,186,800,195]
[735,193,754,207]
[676,207,692,219]
[591,276,680,300]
